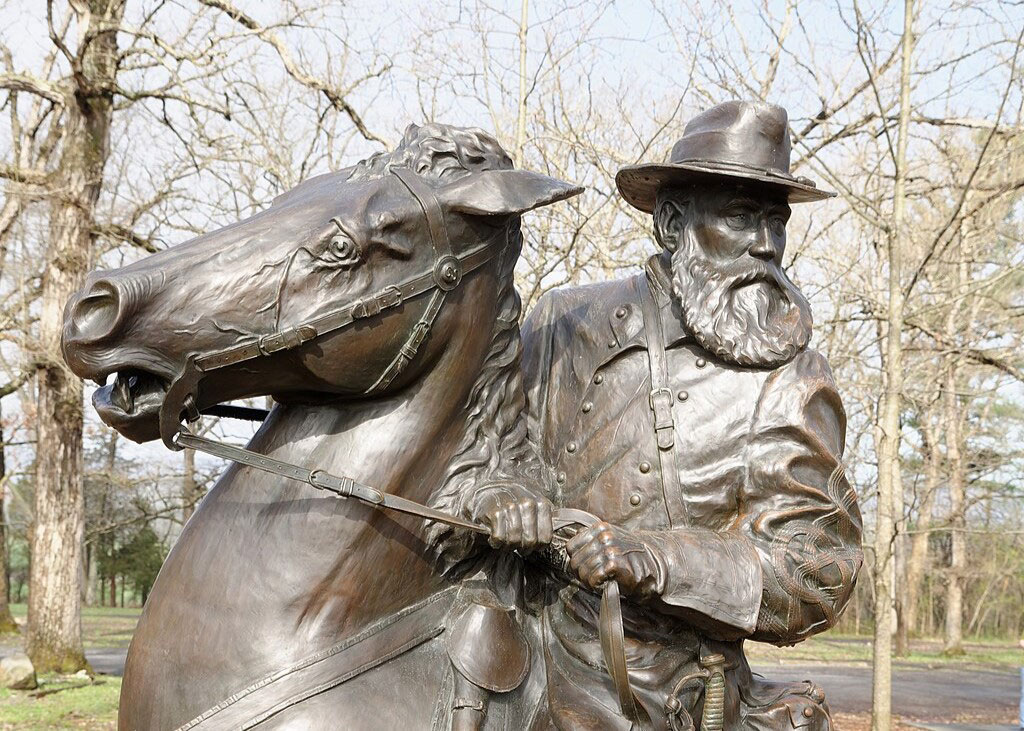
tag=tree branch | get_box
[93,223,160,254]
[197,0,386,145]
[0,164,50,186]
[0,72,65,105]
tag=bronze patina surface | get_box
[62,123,582,730]
[61,103,862,731]
[518,101,862,730]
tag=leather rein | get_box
[156,165,640,724]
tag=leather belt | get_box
[638,275,689,528]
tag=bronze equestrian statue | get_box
[502,101,863,729]
[62,123,582,729]
[61,104,862,730]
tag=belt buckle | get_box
[377,286,403,309]
[649,387,673,410]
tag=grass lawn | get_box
[5,605,140,649]
[747,632,1024,668]
[0,606,130,728]
[0,676,120,730]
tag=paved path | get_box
[907,725,1018,731]
[752,663,1019,719]
[2,647,1019,723]
[86,646,128,676]
[0,645,128,677]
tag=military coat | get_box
[521,258,862,729]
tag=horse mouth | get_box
[92,369,169,443]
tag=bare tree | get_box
[0,0,392,671]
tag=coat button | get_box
[639,462,651,474]
[566,442,577,453]
[593,374,604,384]
[614,306,627,319]
[608,341,616,348]
[629,493,641,506]
[582,402,593,413]
[695,357,707,368]
[677,390,688,402]
[556,472,566,484]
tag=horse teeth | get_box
[116,373,133,412]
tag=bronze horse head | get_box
[61,124,580,729]
[64,125,578,447]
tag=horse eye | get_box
[330,234,354,258]
[324,219,362,268]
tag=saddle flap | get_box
[445,602,530,693]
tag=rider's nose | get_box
[748,220,776,260]
[68,278,125,343]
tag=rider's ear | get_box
[438,170,584,217]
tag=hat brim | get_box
[616,161,835,213]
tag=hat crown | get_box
[670,100,791,176]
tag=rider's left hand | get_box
[566,521,661,597]
[471,483,554,553]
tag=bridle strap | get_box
[158,166,502,449]
[390,166,453,260]
[364,166,458,395]
[364,287,446,394]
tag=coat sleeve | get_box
[740,349,863,644]
[648,350,862,644]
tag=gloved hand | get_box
[472,483,554,553]
[566,520,662,597]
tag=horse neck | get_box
[253,328,484,509]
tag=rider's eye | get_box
[726,211,749,230]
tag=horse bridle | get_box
[157,166,503,450]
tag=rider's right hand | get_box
[472,484,554,553]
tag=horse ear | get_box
[438,170,584,217]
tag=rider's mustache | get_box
[694,255,785,290]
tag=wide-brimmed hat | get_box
[616,101,834,213]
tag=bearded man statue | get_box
[475,101,864,730]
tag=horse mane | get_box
[349,123,545,567]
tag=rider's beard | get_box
[669,223,812,368]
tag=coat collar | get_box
[602,254,693,364]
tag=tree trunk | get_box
[28,1,125,673]
[183,448,197,524]
[942,361,966,655]
[872,1,914,727]
[0,403,18,633]
[514,0,529,166]
[84,542,97,607]
[904,414,939,636]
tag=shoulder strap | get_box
[638,277,689,528]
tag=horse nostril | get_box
[71,280,123,342]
